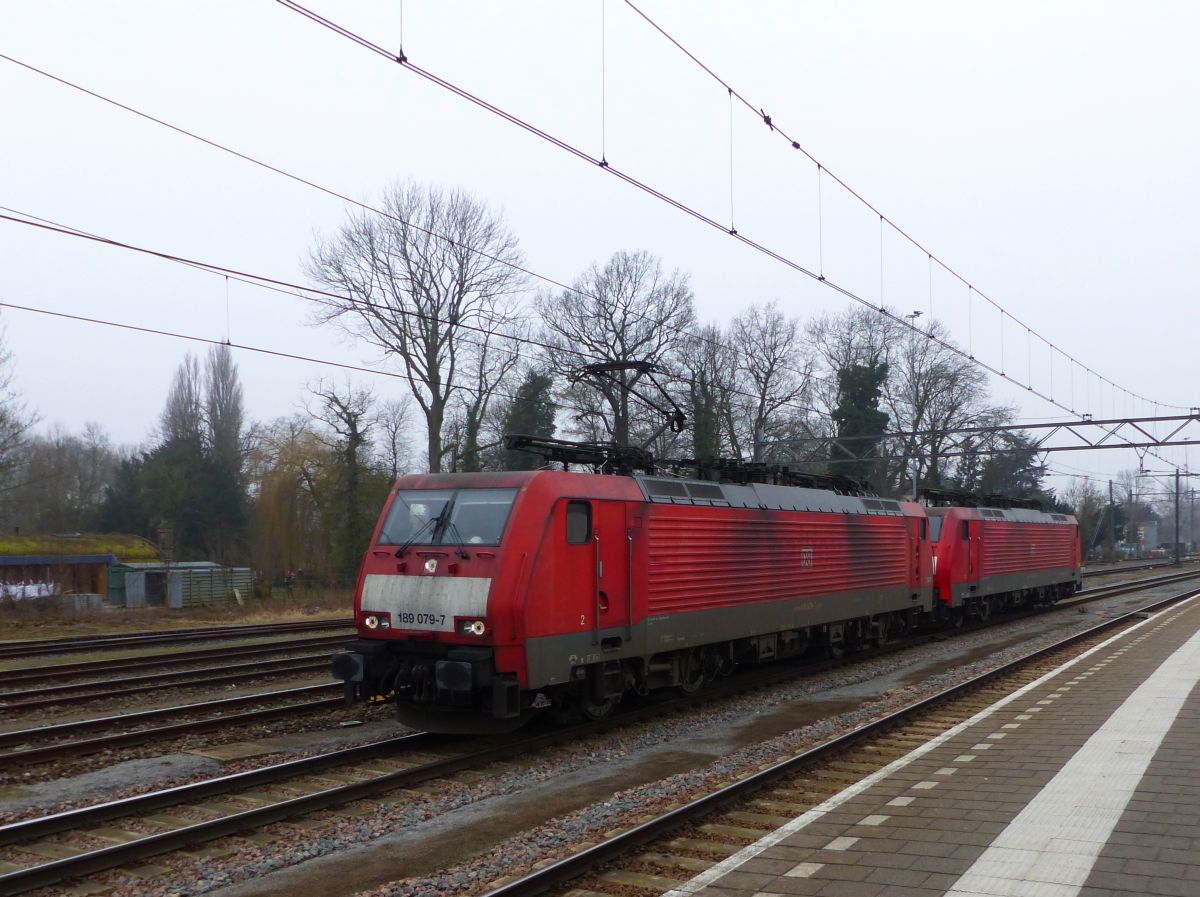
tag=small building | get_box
[0,533,159,600]
[111,561,253,609]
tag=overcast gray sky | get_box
[3,1,1197,492]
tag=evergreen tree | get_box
[500,370,556,470]
[689,366,721,461]
[96,350,249,561]
[96,455,152,536]
[204,345,247,562]
[830,362,889,486]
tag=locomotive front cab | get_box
[926,506,975,617]
[332,477,530,731]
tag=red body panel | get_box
[930,507,1081,605]
[979,520,1079,577]
[642,505,924,614]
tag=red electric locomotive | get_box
[927,503,1082,621]
[330,456,1081,733]
[332,467,934,732]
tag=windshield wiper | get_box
[444,519,470,560]
[394,515,440,558]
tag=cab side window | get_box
[566,501,592,544]
[962,521,970,540]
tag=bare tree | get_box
[1062,477,1107,558]
[5,423,119,533]
[537,250,696,447]
[306,182,527,472]
[447,315,524,471]
[805,306,900,377]
[307,380,385,582]
[883,319,995,492]
[374,396,416,482]
[0,319,37,524]
[729,302,814,462]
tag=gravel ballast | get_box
[10,582,1192,897]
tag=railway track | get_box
[0,692,714,895]
[0,652,336,712]
[1081,558,1190,578]
[2,570,1197,895]
[479,584,1200,897]
[0,634,348,685]
[0,618,352,660]
[1067,566,1199,603]
[0,684,344,766]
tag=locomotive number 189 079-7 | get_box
[396,612,446,626]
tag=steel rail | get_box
[1069,568,1200,602]
[1,654,333,707]
[0,681,343,767]
[0,716,647,895]
[479,585,1200,897]
[0,681,343,753]
[0,618,352,659]
[0,634,348,684]
[1081,558,1188,579]
[0,733,433,847]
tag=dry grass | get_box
[0,587,353,641]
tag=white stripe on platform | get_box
[659,595,1197,897]
[945,613,1200,897]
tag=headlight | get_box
[363,614,380,630]
[459,618,487,637]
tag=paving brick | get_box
[1144,876,1200,897]
[811,880,885,897]
[673,606,1200,897]
[862,867,930,887]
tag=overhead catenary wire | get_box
[3,37,1179,471]
[0,207,596,372]
[9,204,1150,470]
[271,0,1183,470]
[0,293,629,437]
[617,0,1184,415]
[272,0,1177,428]
[0,49,837,397]
[0,206,839,430]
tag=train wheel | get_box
[976,596,992,622]
[873,618,902,642]
[581,695,619,721]
[676,649,706,696]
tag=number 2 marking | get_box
[580,614,586,626]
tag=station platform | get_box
[664,593,1200,897]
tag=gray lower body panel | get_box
[949,566,1080,605]
[525,585,932,688]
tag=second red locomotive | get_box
[331,467,1080,733]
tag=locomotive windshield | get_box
[378,488,518,547]
[928,516,944,541]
